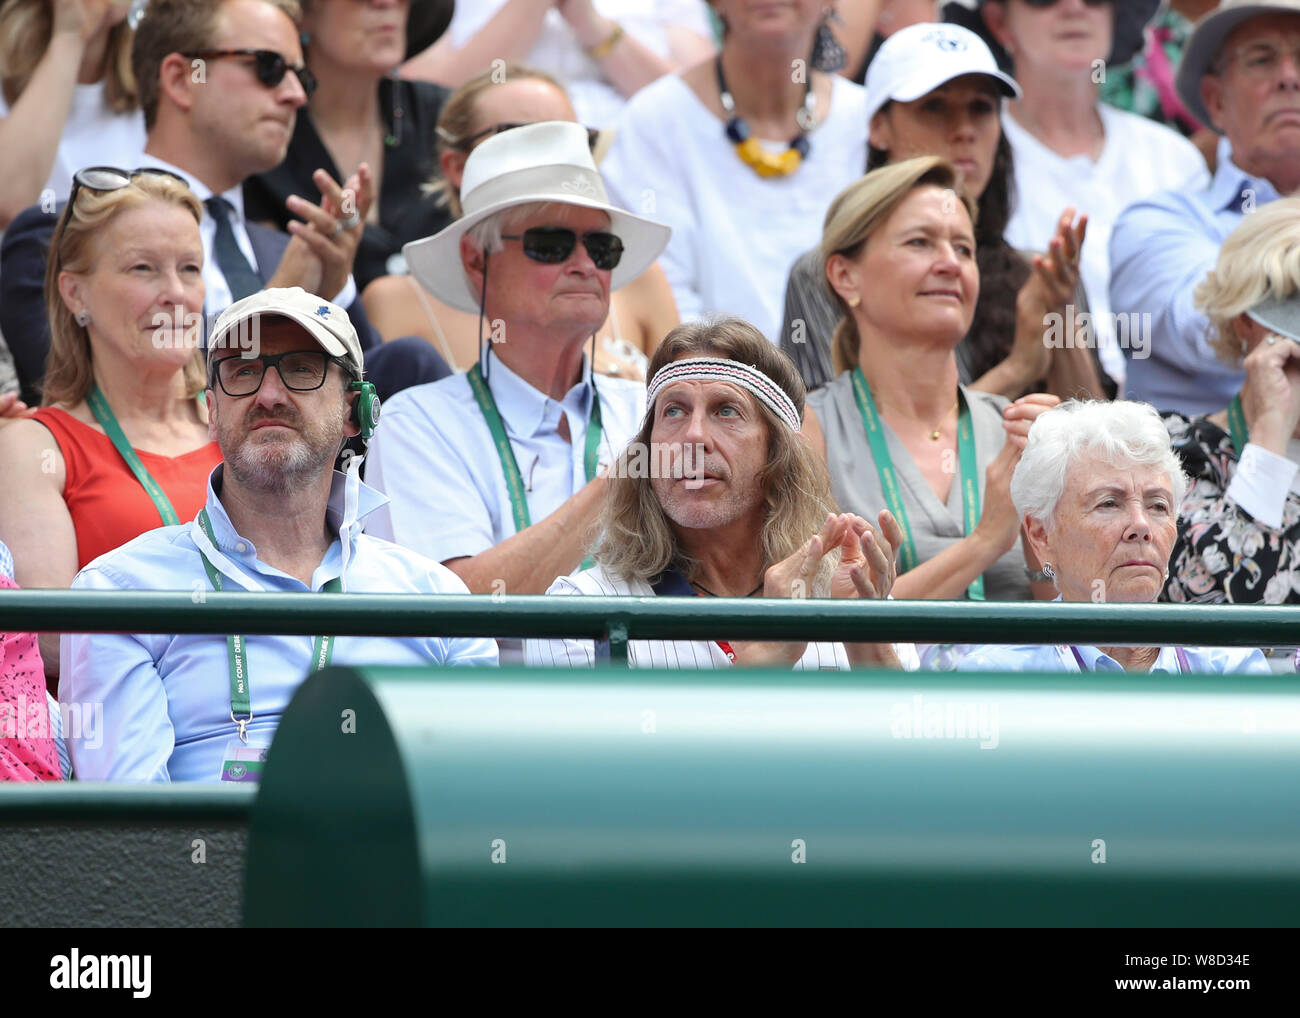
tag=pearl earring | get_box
[75,309,91,327]
[848,296,861,308]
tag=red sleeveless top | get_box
[33,407,223,568]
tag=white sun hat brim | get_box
[403,121,672,313]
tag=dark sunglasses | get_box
[182,49,317,99]
[1022,0,1111,6]
[67,166,189,209]
[501,227,624,270]
[458,121,600,152]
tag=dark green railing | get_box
[3,590,1296,665]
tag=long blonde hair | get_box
[0,0,136,110]
[594,317,838,584]
[43,174,205,407]
[1196,196,1300,365]
[821,156,976,376]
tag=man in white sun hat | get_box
[60,287,497,783]
[366,120,671,603]
[1113,0,1300,417]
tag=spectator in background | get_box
[601,0,868,342]
[1099,1,1217,146]
[802,157,1059,605]
[0,0,145,229]
[958,399,1269,674]
[948,0,1209,393]
[0,170,222,689]
[367,122,669,600]
[1164,197,1300,605]
[61,288,497,783]
[362,63,678,381]
[835,0,937,83]
[0,0,447,406]
[244,0,457,290]
[779,21,1103,401]
[0,539,61,782]
[1113,0,1300,417]
[527,316,914,671]
[404,0,716,128]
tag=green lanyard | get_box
[197,508,341,742]
[88,384,180,525]
[850,367,985,600]
[466,361,603,565]
[1227,394,1248,457]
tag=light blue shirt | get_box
[1111,137,1281,415]
[365,349,645,564]
[956,643,1269,674]
[60,465,498,783]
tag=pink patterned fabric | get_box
[0,574,60,781]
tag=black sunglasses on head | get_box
[182,49,317,99]
[67,165,189,209]
[501,227,624,270]
[458,121,601,152]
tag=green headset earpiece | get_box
[349,380,381,440]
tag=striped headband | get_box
[645,357,801,431]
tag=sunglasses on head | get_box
[1021,0,1112,6]
[457,121,601,152]
[500,227,624,270]
[68,166,189,208]
[182,49,317,99]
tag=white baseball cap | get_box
[864,22,1021,126]
[208,287,364,376]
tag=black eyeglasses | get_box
[457,121,600,152]
[501,227,624,270]
[212,350,344,397]
[182,49,317,99]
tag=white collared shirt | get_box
[59,465,498,782]
[525,563,920,670]
[138,154,357,315]
[365,349,645,566]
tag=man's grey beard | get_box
[224,440,332,496]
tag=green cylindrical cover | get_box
[245,667,1300,927]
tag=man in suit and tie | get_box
[0,0,447,406]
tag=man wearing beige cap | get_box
[366,121,671,599]
[60,287,497,783]
[1112,0,1300,416]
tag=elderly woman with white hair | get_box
[1164,197,1300,605]
[958,399,1269,674]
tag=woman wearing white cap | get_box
[780,19,1104,401]
[1164,197,1300,606]
[944,0,1210,391]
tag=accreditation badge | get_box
[219,736,271,783]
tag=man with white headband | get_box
[527,317,917,670]
[367,121,670,604]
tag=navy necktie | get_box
[205,196,262,303]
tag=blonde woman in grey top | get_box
[803,156,1062,601]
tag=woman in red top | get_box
[0,169,221,687]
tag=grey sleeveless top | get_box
[807,374,1031,601]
